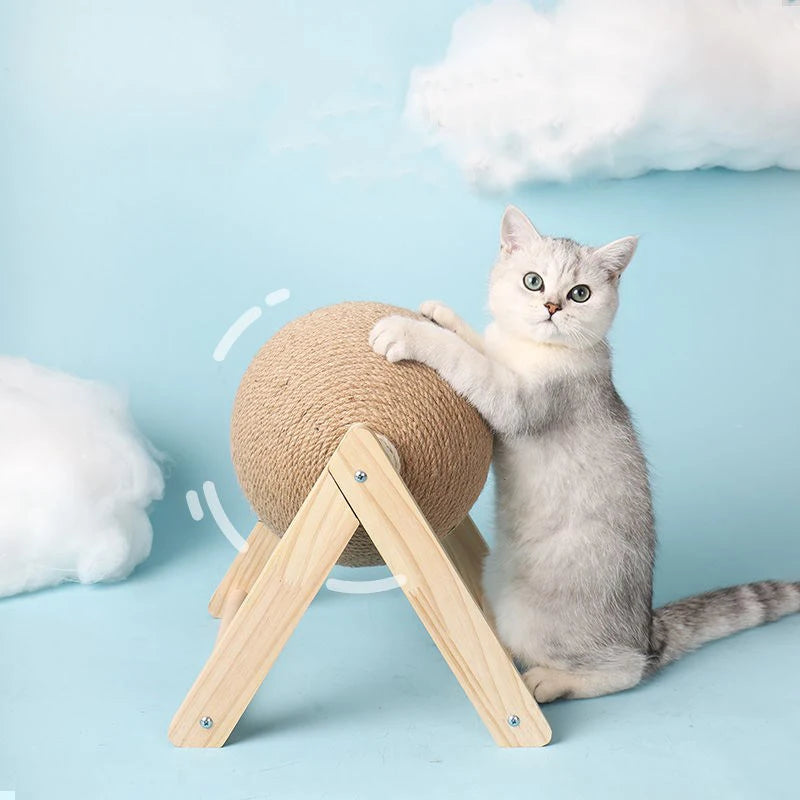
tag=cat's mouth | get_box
[537,317,564,338]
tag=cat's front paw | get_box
[369,315,420,363]
[420,300,459,333]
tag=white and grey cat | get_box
[370,205,800,702]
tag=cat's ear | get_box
[501,206,542,254]
[594,236,639,277]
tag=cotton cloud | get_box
[0,358,164,598]
[405,0,800,187]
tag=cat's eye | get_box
[523,272,544,292]
[568,284,591,303]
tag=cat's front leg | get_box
[419,300,484,354]
[369,315,524,434]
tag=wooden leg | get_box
[328,426,551,748]
[208,521,280,618]
[442,516,488,611]
[443,517,501,652]
[214,587,248,647]
[169,471,360,747]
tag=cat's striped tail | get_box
[647,580,800,673]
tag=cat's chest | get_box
[484,328,575,377]
[493,436,579,502]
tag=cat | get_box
[369,205,800,702]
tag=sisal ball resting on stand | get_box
[230,301,493,566]
[169,301,550,750]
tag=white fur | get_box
[0,357,164,598]
[371,206,651,701]
[491,206,635,349]
[371,207,800,700]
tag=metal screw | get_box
[507,714,520,728]
[354,470,367,483]
[199,716,214,729]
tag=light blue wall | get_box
[1,3,798,799]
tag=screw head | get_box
[199,716,214,729]
[507,714,520,728]
[354,470,367,483]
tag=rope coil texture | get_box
[231,301,493,566]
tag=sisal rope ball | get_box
[230,302,493,567]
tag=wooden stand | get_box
[169,425,551,748]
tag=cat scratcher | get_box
[168,425,551,748]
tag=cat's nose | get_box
[544,302,561,316]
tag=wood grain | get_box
[169,471,359,747]
[442,516,489,611]
[208,521,280,618]
[328,426,551,747]
[214,587,248,647]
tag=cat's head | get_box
[488,206,637,349]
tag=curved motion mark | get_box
[201,481,249,552]
[212,287,291,362]
[213,307,262,362]
[265,288,290,306]
[326,575,406,594]
[185,490,204,521]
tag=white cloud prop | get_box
[0,358,164,598]
[405,0,800,187]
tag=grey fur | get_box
[649,581,800,673]
[370,206,799,702]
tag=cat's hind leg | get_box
[522,661,645,702]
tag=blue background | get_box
[1,2,798,799]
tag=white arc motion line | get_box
[201,481,249,552]
[212,287,290,361]
[212,307,261,362]
[185,490,204,521]
[265,288,290,306]
[326,576,406,594]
